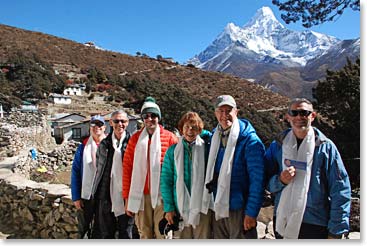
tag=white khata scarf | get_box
[128,126,161,213]
[202,119,240,220]
[174,135,205,227]
[276,128,315,239]
[110,132,126,217]
[81,136,97,200]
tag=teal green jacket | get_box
[160,130,211,214]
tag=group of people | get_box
[71,95,351,240]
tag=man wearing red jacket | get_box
[123,96,178,239]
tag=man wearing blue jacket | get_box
[202,95,265,239]
[71,115,106,238]
[265,98,351,239]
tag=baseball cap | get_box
[90,115,105,124]
[215,95,237,108]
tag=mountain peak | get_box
[255,6,276,19]
[243,6,284,32]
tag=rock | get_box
[58,203,65,213]
[62,213,77,225]
[40,229,49,239]
[52,231,66,239]
[23,224,33,232]
[22,207,34,221]
[28,200,40,211]
[54,210,61,221]
[69,233,79,239]
[32,193,45,201]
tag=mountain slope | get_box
[189,6,339,68]
[0,23,290,145]
[188,6,359,99]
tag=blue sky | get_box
[0,0,361,64]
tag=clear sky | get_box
[0,0,361,64]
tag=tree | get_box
[272,0,360,28]
[4,53,65,99]
[313,58,360,159]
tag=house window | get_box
[72,128,81,140]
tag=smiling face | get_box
[109,112,129,140]
[142,112,159,134]
[215,105,238,130]
[90,120,106,141]
[286,102,316,138]
[182,123,201,143]
[177,112,204,143]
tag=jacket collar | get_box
[277,127,328,147]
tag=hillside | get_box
[0,23,291,145]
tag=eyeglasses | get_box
[288,110,312,117]
[142,113,158,120]
[90,121,104,127]
[112,119,128,124]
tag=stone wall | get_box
[0,111,57,160]
[13,141,79,181]
[0,169,78,239]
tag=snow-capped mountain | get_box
[188,6,339,69]
[187,6,359,99]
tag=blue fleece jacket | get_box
[264,127,351,237]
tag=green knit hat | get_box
[141,96,161,120]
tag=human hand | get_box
[73,200,83,210]
[165,211,176,225]
[280,166,296,184]
[243,215,257,231]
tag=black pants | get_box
[93,199,130,239]
[76,199,96,239]
[273,217,328,239]
[127,216,140,239]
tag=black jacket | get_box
[91,131,131,199]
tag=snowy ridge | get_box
[188,6,340,67]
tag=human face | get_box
[215,105,238,130]
[182,123,201,143]
[90,121,106,138]
[286,102,316,137]
[110,113,129,139]
[142,112,159,134]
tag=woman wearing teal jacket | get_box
[160,112,212,239]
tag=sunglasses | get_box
[142,113,158,120]
[112,119,128,124]
[90,121,104,127]
[288,110,312,117]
